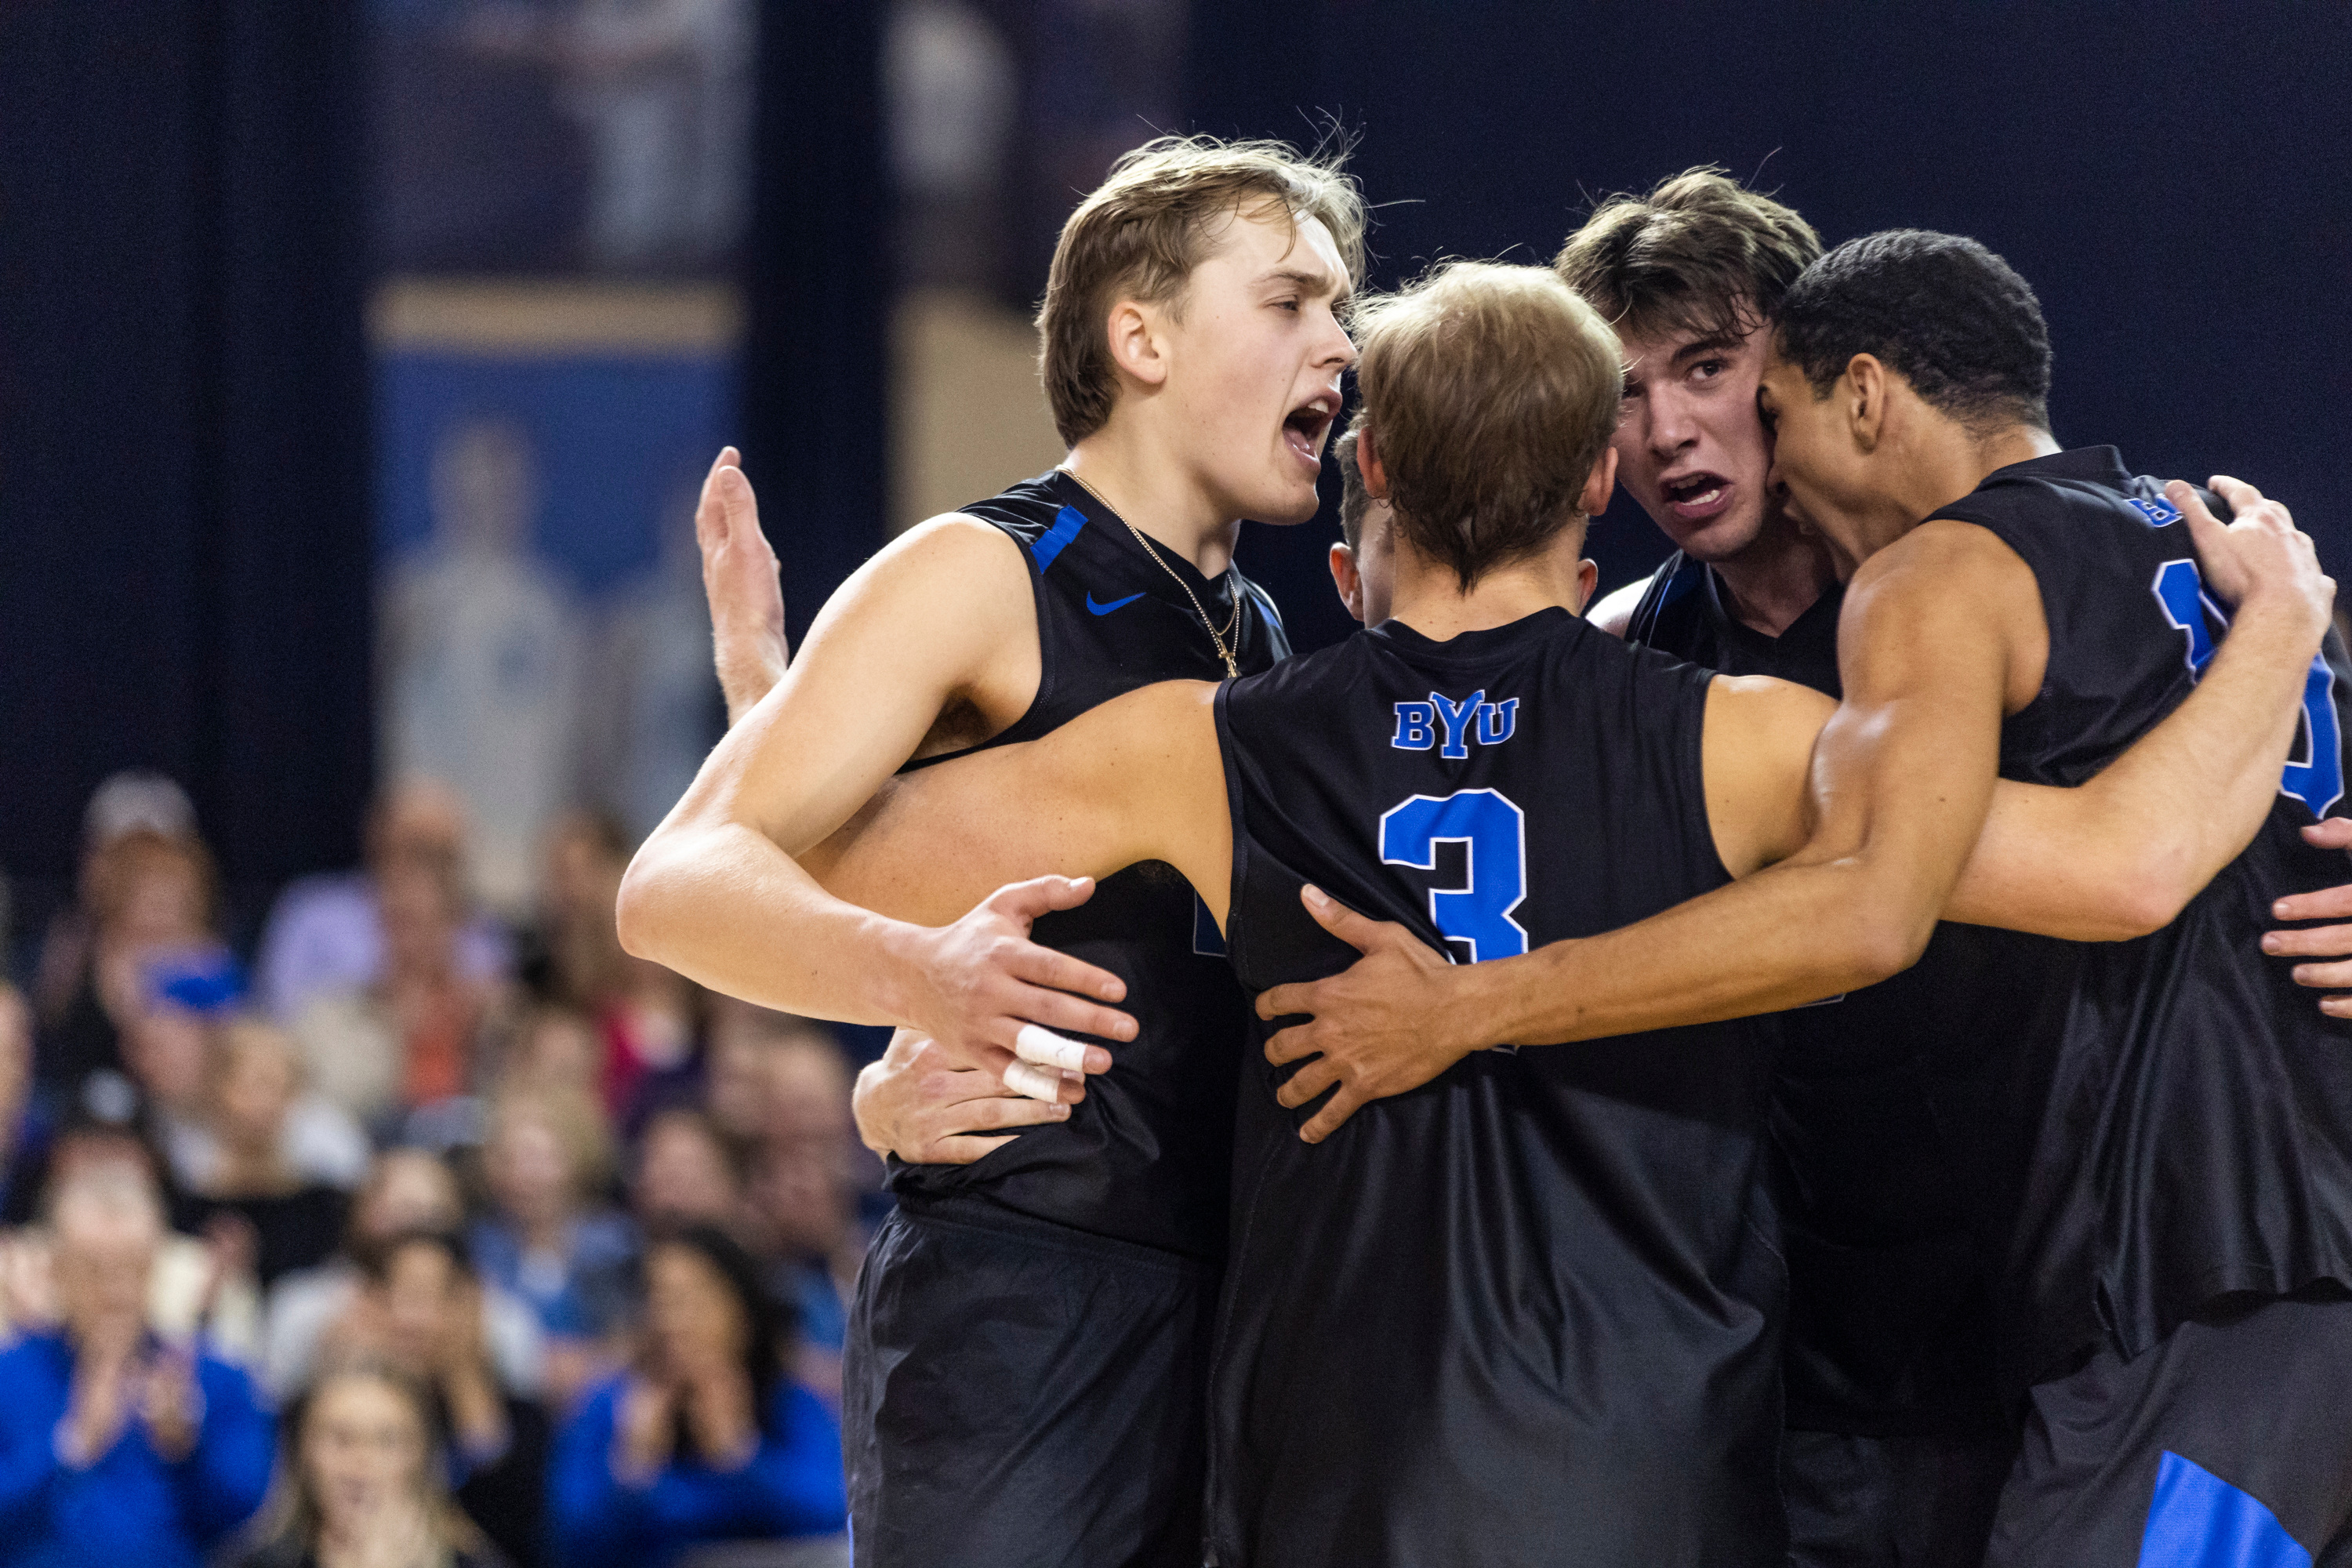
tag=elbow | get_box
[2102,862,2196,942]
[613,848,672,963]
[1830,885,1938,991]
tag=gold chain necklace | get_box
[1060,469,1243,677]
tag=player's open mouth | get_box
[1661,470,1733,522]
[1282,397,1337,469]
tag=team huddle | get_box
[619,140,2352,1566]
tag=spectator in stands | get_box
[181,1023,351,1289]
[31,773,197,1078]
[742,1031,861,1377]
[531,811,701,1133]
[549,1225,844,1568]
[0,1161,273,1568]
[352,1230,550,1567]
[0,1120,266,1362]
[266,1149,542,1403]
[127,964,369,1197]
[253,779,511,1025]
[633,1107,742,1232]
[35,818,226,1102]
[0,983,60,1224]
[293,858,508,1141]
[470,1085,633,1404]
[234,1362,500,1568]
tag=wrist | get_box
[869,918,941,1032]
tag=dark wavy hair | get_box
[644,1222,793,1455]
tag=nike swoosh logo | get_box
[1086,592,1146,615]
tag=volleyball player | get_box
[619,136,1358,1566]
[1270,232,2352,1564]
[779,260,2325,1562]
[1561,170,2021,1564]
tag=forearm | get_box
[618,818,937,1028]
[1947,593,2319,938]
[1447,855,1926,1048]
[717,637,787,728]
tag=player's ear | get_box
[1845,353,1886,453]
[1574,558,1599,614]
[1105,297,1170,390]
[1357,426,1391,501]
[1577,445,1619,519]
[1329,543,1365,623]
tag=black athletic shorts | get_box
[842,1195,1218,1568]
[1986,1287,2352,1567]
[1783,1427,2017,1568]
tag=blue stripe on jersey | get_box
[1031,505,1087,572]
[1248,580,1285,630]
[1657,554,1707,612]
[2136,1451,2310,1568]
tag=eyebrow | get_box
[1260,266,1345,299]
[1670,334,1744,366]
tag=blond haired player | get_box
[621,137,1356,1565]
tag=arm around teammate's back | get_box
[617,512,1137,1082]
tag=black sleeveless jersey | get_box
[1203,610,1785,1567]
[1625,548,1845,694]
[1626,554,2031,1438]
[888,470,1290,1258]
[1934,445,2352,1390]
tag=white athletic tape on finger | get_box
[1014,1023,1092,1073]
[1002,1059,1066,1102]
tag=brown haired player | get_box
[753,260,2316,1562]
[619,136,1358,1565]
[1565,169,2021,1563]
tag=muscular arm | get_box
[619,514,1133,1070]
[800,681,1231,929]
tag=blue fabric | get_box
[788,1261,846,1353]
[468,1212,640,1339]
[2137,1450,2311,1568]
[547,1376,847,1568]
[0,1334,274,1568]
[1029,504,1086,572]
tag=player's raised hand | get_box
[853,1029,1076,1165]
[903,876,1135,1080]
[1256,884,1473,1143]
[2263,818,2352,1016]
[2172,477,2333,631]
[697,446,791,724]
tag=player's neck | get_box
[1708,513,1840,636]
[1388,535,1592,641]
[1865,421,2062,558]
[1062,433,1240,579]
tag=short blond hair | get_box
[1352,262,1622,589]
[1036,135,1366,447]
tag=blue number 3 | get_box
[2152,557,2344,816]
[1377,789,1530,961]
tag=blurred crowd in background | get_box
[0,768,865,1566]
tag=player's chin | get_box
[1244,469,1324,527]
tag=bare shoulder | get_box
[1588,578,1649,639]
[1851,517,2034,604]
[1700,673,1834,873]
[1704,673,1835,753]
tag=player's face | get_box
[1757,350,1875,569]
[1159,208,1354,527]
[1610,321,1775,562]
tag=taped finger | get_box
[1014,1023,1094,1073]
[1002,1059,1067,1102]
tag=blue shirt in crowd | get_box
[469,1213,639,1341]
[548,1376,847,1568]
[0,1333,274,1568]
